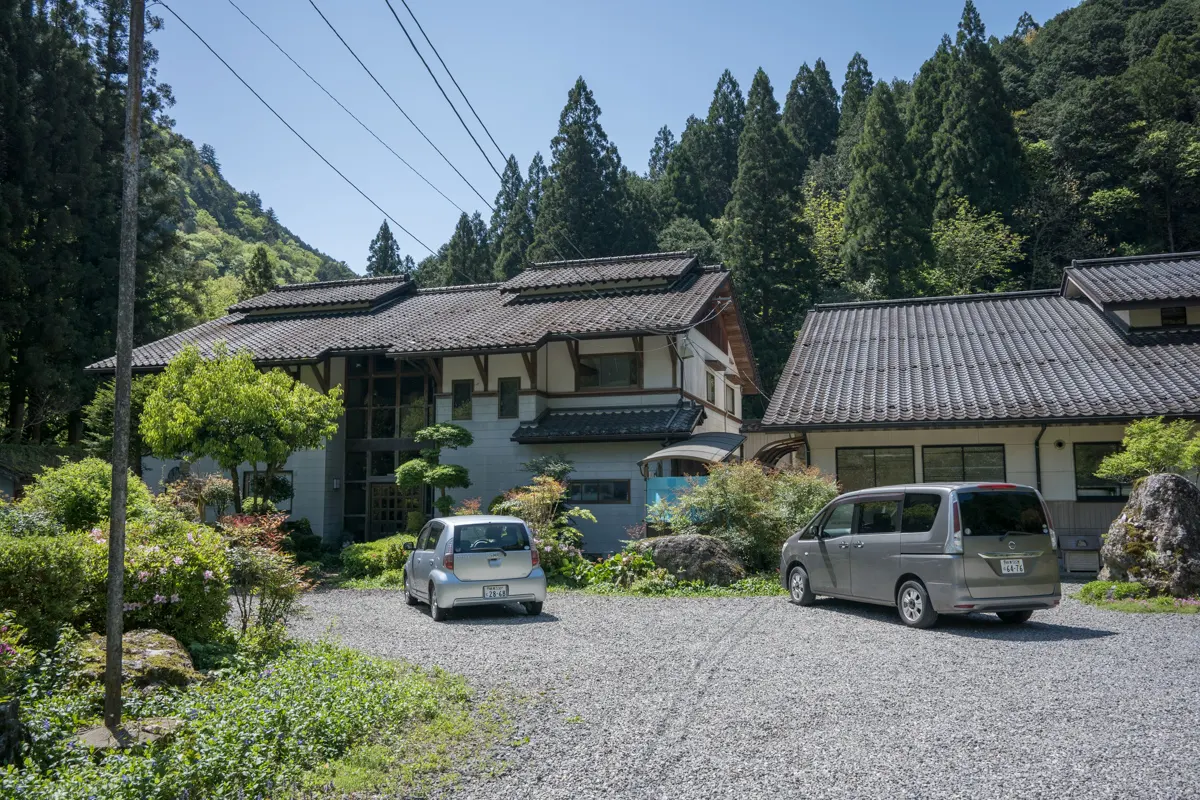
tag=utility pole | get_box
[105,0,145,731]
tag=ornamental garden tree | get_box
[140,344,344,512]
[396,423,473,516]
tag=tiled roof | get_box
[499,252,696,293]
[762,290,1200,429]
[512,404,704,443]
[1065,252,1200,306]
[88,269,730,371]
[228,275,412,313]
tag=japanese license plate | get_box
[483,585,508,599]
[1001,559,1025,575]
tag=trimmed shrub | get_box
[282,519,322,563]
[0,502,61,538]
[0,534,101,647]
[20,457,153,531]
[341,534,416,578]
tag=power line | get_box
[159,2,434,255]
[306,0,495,213]
[224,0,467,216]
[393,0,507,166]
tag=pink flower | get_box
[153,594,166,604]
[138,571,150,583]
[122,602,142,612]
[159,567,167,575]
[203,570,214,581]
[170,594,180,603]
[173,556,184,566]
[186,532,196,544]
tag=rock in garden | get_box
[79,629,202,689]
[630,534,746,586]
[1099,473,1200,597]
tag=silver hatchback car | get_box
[780,483,1062,628]
[402,515,547,621]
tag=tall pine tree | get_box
[782,58,840,174]
[907,35,955,219]
[530,78,632,261]
[444,212,492,285]
[666,70,746,229]
[839,53,875,135]
[365,220,404,276]
[930,1,1023,219]
[723,68,818,391]
[242,245,277,298]
[842,82,928,298]
[648,125,676,179]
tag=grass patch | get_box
[325,569,407,590]
[4,641,511,799]
[549,573,786,598]
[1076,580,1200,614]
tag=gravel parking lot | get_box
[291,588,1200,800]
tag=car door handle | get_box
[853,542,865,548]
[838,543,850,549]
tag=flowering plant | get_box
[493,477,595,575]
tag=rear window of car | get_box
[957,490,1047,536]
[454,523,530,553]
[901,493,942,533]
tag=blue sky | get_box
[153,0,1075,271]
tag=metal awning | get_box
[639,432,746,466]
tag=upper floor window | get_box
[1074,442,1131,500]
[1162,306,1187,327]
[578,353,639,390]
[706,371,716,404]
[452,380,473,420]
[498,377,520,419]
[725,384,736,414]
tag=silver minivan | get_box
[779,483,1062,628]
[402,515,547,621]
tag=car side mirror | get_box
[402,541,415,551]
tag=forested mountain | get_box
[416,0,1199,396]
[0,0,349,445]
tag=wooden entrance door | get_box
[369,483,422,540]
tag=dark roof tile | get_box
[512,404,703,443]
[1066,252,1200,305]
[500,252,695,293]
[228,275,412,313]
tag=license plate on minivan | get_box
[483,585,508,599]
[1001,559,1025,575]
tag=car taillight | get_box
[531,547,540,568]
[978,483,1017,489]
[443,551,454,571]
[946,495,963,554]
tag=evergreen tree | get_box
[366,220,404,276]
[648,125,676,179]
[723,68,818,391]
[842,83,928,299]
[199,143,220,173]
[493,154,543,278]
[489,155,524,247]
[666,71,746,229]
[839,52,875,135]
[530,78,630,260]
[907,36,955,218]
[242,245,277,298]
[444,212,492,285]
[782,58,840,174]
[930,1,1024,219]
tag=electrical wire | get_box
[224,0,467,216]
[381,0,502,179]
[306,0,495,212]
[159,1,434,255]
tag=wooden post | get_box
[105,0,145,732]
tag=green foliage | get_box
[493,477,595,574]
[842,82,928,299]
[240,244,277,300]
[340,534,417,579]
[648,125,677,179]
[724,68,818,390]
[656,217,722,264]
[924,198,1026,295]
[1078,580,1199,613]
[3,642,475,799]
[0,502,61,538]
[222,514,308,636]
[1095,417,1200,483]
[0,534,96,648]
[800,183,847,287]
[783,58,841,173]
[366,220,408,277]
[397,424,474,515]
[81,374,160,468]
[669,463,838,571]
[19,457,153,532]
[555,570,787,598]
[443,211,493,285]
[577,550,663,588]
[666,70,746,231]
[0,610,34,699]
[520,453,575,482]
[141,344,343,511]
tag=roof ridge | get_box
[1070,250,1200,269]
[527,251,694,270]
[813,289,1059,311]
[274,274,410,292]
[415,282,501,294]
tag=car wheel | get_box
[997,610,1033,624]
[896,580,938,629]
[788,565,815,606]
[523,601,543,616]
[429,582,446,622]
[404,570,418,607]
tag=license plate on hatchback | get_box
[1001,559,1025,575]
[483,585,508,599]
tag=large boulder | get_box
[79,629,202,689]
[1099,474,1200,597]
[630,534,745,586]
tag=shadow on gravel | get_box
[805,598,1117,641]
[428,604,561,625]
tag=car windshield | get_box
[957,490,1047,536]
[454,523,530,553]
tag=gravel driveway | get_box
[290,588,1200,800]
